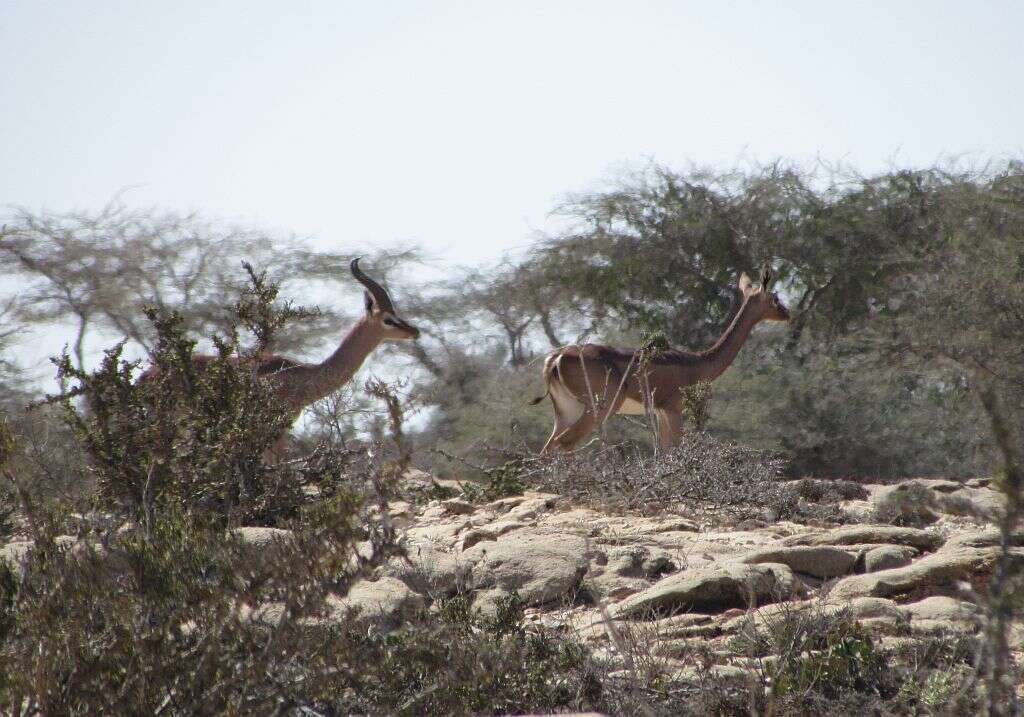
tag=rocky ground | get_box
[379,474,1024,675]
[3,471,1022,694]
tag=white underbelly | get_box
[617,398,647,415]
[550,382,586,424]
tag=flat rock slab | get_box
[613,562,795,618]
[900,596,980,635]
[870,480,1006,522]
[900,595,979,622]
[721,596,905,634]
[738,545,856,578]
[944,528,1024,550]
[464,529,590,607]
[781,526,943,550]
[404,518,471,548]
[826,547,1024,603]
[329,576,425,628]
[384,544,472,596]
[441,498,475,515]
[458,519,528,550]
[937,486,1004,519]
[864,545,918,572]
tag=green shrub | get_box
[0,267,404,713]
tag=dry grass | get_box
[440,432,795,522]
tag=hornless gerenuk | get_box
[534,267,789,453]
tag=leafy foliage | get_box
[0,266,408,713]
[2,160,1023,716]
[51,299,305,526]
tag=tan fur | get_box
[538,269,789,453]
[138,259,418,460]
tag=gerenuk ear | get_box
[738,272,754,296]
[364,290,375,314]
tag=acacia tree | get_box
[535,165,798,345]
[486,162,1010,476]
[0,203,419,370]
[530,163,954,353]
[874,164,1024,710]
[0,296,29,412]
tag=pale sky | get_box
[3,0,1022,268]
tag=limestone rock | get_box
[613,562,795,618]
[900,596,980,635]
[586,545,677,601]
[863,545,917,572]
[458,519,528,550]
[936,486,1004,519]
[329,576,425,628]
[826,547,1024,603]
[944,528,1024,550]
[738,545,856,578]
[441,498,475,515]
[384,544,471,596]
[781,525,942,550]
[722,596,905,635]
[405,518,471,548]
[464,529,590,609]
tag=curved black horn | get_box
[350,257,395,312]
[760,264,774,289]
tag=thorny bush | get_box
[0,267,407,713]
[48,265,329,528]
[476,432,797,520]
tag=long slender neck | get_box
[692,297,762,381]
[300,317,384,405]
